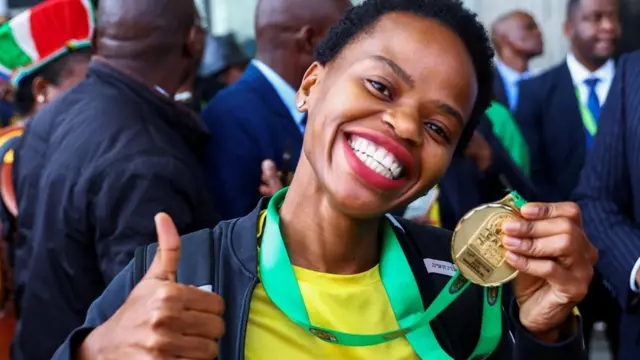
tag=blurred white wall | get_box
[0,0,8,16]
[207,0,569,71]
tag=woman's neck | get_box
[278,161,382,275]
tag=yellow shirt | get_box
[245,265,419,360]
[246,213,418,359]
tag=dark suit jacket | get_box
[493,69,509,108]
[438,118,538,230]
[516,62,587,202]
[201,63,303,220]
[573,51,640,360]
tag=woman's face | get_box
[299,12,478,217]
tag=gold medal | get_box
[451,193,524,287]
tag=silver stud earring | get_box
[296,99,306,109]
[36,95,46,104]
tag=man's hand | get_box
[464,131,493,171]
[77,214,225,359]
[259,159,285,197]
[501,202,597,342]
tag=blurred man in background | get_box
[491,10,544,111]
[517,0,620,202]
[201,0,351,220]
[486,10,544,176]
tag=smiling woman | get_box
[55,0,595,359]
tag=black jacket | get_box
[53,199,585,359]
[11,61,217,360]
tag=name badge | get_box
[424,258,457,277]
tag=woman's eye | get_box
[424,122,449,140]
[367,80,392,99]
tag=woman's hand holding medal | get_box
[500,202,598,341]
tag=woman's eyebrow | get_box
[432,101,464,126]
[370,55,415,88]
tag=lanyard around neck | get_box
[575,87,597,137]
[259,188,502,358]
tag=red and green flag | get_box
[0,0,94,85]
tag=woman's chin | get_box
[326,184,400,219]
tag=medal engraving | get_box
[468,212,512,268]
[457,247,495,281]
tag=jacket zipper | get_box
[236,277,258,359]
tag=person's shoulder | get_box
[521,62,566,90]
[202,83,263,122]
[620,50,640,66]
[617,51,640,84]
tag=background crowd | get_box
[0,0,638,359]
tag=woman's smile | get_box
[342,130,413,190]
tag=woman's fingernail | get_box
[502,221,520,232]
[502,236,521,248]
[506,251,520,263]
[521,204,541,217]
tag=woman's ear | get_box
[31,76,50,104]
[296,61,323,111]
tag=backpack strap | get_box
[132,229,216,290]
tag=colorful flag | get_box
[0,0,94,85]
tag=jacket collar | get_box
[224,198,452,282]
[87,59,210,156]
[227,197,268,277]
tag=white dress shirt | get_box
[251,59,306,134]
[494,58,531,111]
[565,53,615,107]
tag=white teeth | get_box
[348,135,404,180]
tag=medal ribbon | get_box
[260,188,505,358]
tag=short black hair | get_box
[13,47,91,115]
[315,0,495,149]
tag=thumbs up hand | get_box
[77,213,225,360]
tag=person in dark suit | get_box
[491,11,543,111]
[516,0,620,203]
[574,51,640,360]
[201,0,351,220]
[517,0,622,356]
